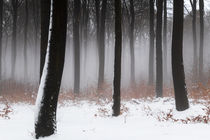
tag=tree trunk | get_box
[24,0,28,82]
[0,0,3,80]
[112,0,122,117]
[98,0,107,90]
[73,0,81,94]
[199,0,204,82]
[148,0,154,85]
[35,0,67,138]
[40,0,50,80]
[172,0,189,111]
[156,0,163,97]
[129,0,135,85]
[163,0,167,81]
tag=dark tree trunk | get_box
[163,0,167,81]
[0,0,3,79]
[98,0,107,90]
[112,0,122,117]
[11,0,18,79]
[156,0,163,97]
[95,0,100,50]
[40,0,50,80]
[148,0,154,85]
[73,0,81,94]
[24,0,28,81]
[35,0,67,138]
[129,0,135,85]
[199,0,204,82]
[172,0,189,111]
[192,0,198,80]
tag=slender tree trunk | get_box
[192,0,198,80]
[148,0,154,85]
[40,0,50,80]
[98,0,107,90]
[95,0,100,50]
[0,0,3,80]
[163,0,167,81]
[24,0,28,82]
[156,0,163,97]
[35,0,67,138]
[129,0,135,85]
[172,0,189,111]
[199,0,204,82]
[73,0,81,94]
[112,0,122,117]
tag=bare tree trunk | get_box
[148,0,154,85]
[24,0,28,82]
[35,0,67,138]
[112,0,122,117]
[163,0,167,81]
[129,0,135,85]
[73,0,81,94]
[40,0,50,80]
[156,0,163,97]
[98,0,107,90]
[199,0,204,82]
[172,0,189,111]
[0,0,3,80]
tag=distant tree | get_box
[156,0,163,97]
[199,0,204,82]
[0,0,3,79]
[148,0,154,85]
[113,0,122,117]
[172,0,189,111]
[40,0,50,80]
[163,0,167,80]
[35,0,67,138]
[73,0,81,94]
[23,0,28,81]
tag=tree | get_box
[40,0,51,80]
[23,0,28,81]
[156,0,163,97]
[113,0,122,117]
[163,0,167,80]
[35,0,67,138]
[0,0,3,80]
[172,0,189,111]
[73,0,81,94]
[148,0,154,85]
[199,0,204,82]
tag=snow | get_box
[0,98,209,140]
[34,0,53,124]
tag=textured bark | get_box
[40,0,50,80]
[129,0,135,84]
[156,0,163,97]
[73,0,81,94]
[112,0,122,117]
[148,0,154,85]
[172,0,189,111]
[35,0,67,138]
[163,0,167,81]
[24,0,28,81]
[98,0,107,89]
[199,0,204,82]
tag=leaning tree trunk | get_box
[129,0,135,85]
[148,0,155,85]
[98,0,107,90]
[156,0,163,97]
[199,0,204,82]
[40,0,50,80]
[172,0,189,111]
[163,0,167,81]
[0,0,3,80]
[112,0,122,117]
[35,0,67,138]
[73,0,81,94]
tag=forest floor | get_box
[0,82,210,140]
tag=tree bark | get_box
[156,0,163,97]
[40,0,50,80]
[0,0,3,80]
[35,0,67,138]
[163,0,167,81]
[199,0,204,82]
[73,0,81,94]
[148,0,154,85]
[172,0,189,111]
[112,0,122,117]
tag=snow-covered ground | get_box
[0,98,209,140]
